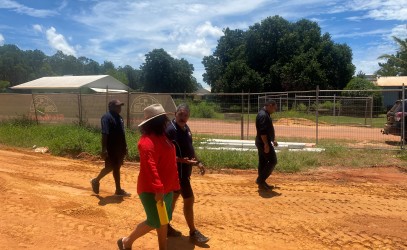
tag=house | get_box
[375,76,407,109]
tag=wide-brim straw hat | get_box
[138,103,170,127]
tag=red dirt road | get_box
[0,146,406,249]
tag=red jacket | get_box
[137,133,180,194]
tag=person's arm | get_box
[261,134,270,153]
[101,133,108,159]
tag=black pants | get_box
[96,155,124,191]
[256,144,277,184]
[175,164,194,199]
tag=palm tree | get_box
[377,36,407,76]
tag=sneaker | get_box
[115,189,131,197]
[258,182,271,190]
[264,182,274,189]
[190,230,209,244]
[90,178,100,194]
[167,224,182,237]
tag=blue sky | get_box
[0,0,406,89]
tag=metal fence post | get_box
[402,84,405,149]
[126,88,130,128]
[241,91,244,140]
[316,85,319,145]
[105,86,109,112]
[247,92,250,140]
[78,88,82,125]
[31,93,39,125]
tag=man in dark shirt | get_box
[165,103,209,244]
[91,99,129,196]
[255,99,278,190]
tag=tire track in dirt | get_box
[191,173,407,249]
[0,147,407,249]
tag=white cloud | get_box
[390,24,407,39]
[177,39,211,57]
[46,27,76,56]
[196,21,223,37]
[0,34,4,45]
[33,24,43,33]
[0,0,57,17]
[333,28,390,39]
[340,0,407,21]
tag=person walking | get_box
[117,103,179,250]
[255,99,278,190]
[165,103,209,244]
[90,99,130,196]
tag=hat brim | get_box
[138,112,173,127]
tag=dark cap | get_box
[108,99,124,108]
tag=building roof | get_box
[11,75,130,91]
[376,76,407,87]
[194,87,211,94]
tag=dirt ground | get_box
[188,118,401,147]
[0,146,406,250]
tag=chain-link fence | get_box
[1,87,405,149]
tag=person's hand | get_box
[101,150,108,160]
[155,193,164,202]
[273,141,278,147]
[264,144,270,154]
[187,158,198,165]
[198,162,206,176]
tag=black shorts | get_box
[175,164,194,199]
[105,155,124,169]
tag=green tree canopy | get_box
[203,16,355,92]
[376,36,407,76]
[343,77,383,116]
[141,48,198,93]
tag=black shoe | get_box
[115,189,131,196]
[256,180,274,190]
[167,224,182,237]
[90,178,99,194]
[264,182,274,189]
[190,230,209,244]
[258,183,269,190]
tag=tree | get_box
[219,60,263,92]
[377,36,407,76]
[0,80,10,92]
[119,65,142,91]
[343,77,383,116]
[141,49,198,93]
[202,16,355,92]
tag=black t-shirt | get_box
[255,107,275,146]
[166,119,195,162]
[101,111,127,157]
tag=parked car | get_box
[381,99,407,137]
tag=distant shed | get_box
[11,75,130,93]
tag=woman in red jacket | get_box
[117,104,179,250]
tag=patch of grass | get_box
[196,148,258,169]
[276,149,320,173]
[1,117,407,171]
[0,119,140,159]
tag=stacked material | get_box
[199,139,324,152]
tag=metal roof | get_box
[11,75,130,90]
[376,76,407,87]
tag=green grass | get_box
[0,118,406,173]
[0,117,140,160]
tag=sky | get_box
[0,0,406,90]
